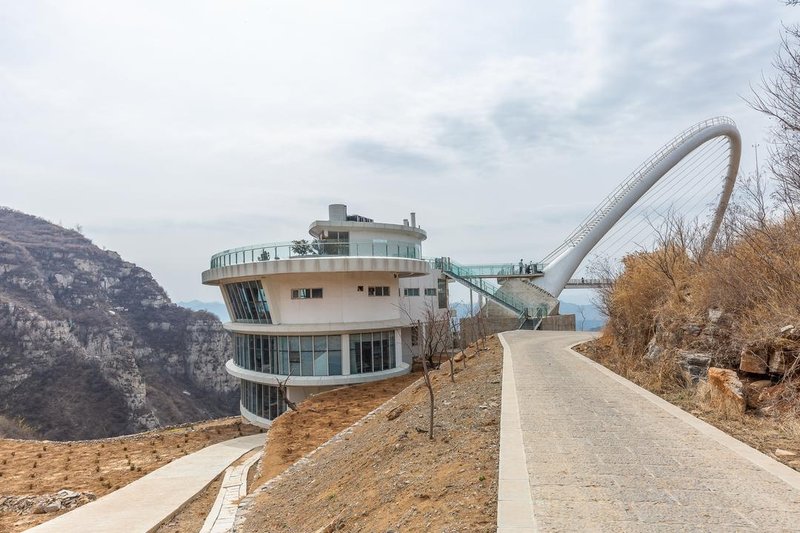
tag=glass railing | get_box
[455,263,545,277]
[433,258,533,315]
[210,240,422,269]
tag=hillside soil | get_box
[239,337,502,533]
[0,417,261,533]
[156,373,420,532]
[577,339,800,472]
[254,372,421,486]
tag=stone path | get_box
[27,433,266,533]
[498,330,800,532]
[200,449,262,533]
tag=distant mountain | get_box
[559,301,606,331]
[178,300,230,322]
[0,207,237,440]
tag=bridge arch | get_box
[534,117,742,298]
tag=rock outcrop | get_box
[0,207,237,440]
[707,367,746,417]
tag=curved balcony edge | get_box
[223,318,410,335]
[227,359,411,387]
[239,401,273,429]
[202,256,431,284]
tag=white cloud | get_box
[1,0,799,300]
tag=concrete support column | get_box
[341,333,351,375]
[394,327,403,368]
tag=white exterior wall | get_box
[259,271,403,325]
[398,271,443,320]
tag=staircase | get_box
[432,258,547,330]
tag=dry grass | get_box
[0,417,262,533]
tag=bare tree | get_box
[577,305,587,331]
[398,301,452,440]
[275,371,299,412]
[749,25,800,210]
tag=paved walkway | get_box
[498,330,800,532]
[28,433,266,533]
[200,449,262,533]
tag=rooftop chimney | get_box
[403,218,409,226]
[410,212,416,228]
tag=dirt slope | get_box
[238,337,502,533]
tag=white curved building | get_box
[202,204,448,427]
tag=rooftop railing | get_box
[210,240,422,269]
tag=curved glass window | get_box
[234,333,342,376]
[240,379,286,420]
[225,281,271,323]
[349,330,396,374]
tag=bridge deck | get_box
[497,331,800,531]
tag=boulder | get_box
[745,380,773,409]
[708,367,746,417]
[769,348,797,375]
[677,351,711,384]
[740,349,768,374]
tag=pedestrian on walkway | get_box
[518,259,524,274]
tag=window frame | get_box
[291,287,323,299]
[367,286,390,297]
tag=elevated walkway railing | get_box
[564,277,613,289]
[432,258,548,329]
[455,263,545,278]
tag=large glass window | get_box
[233,333,343,376]
[240,379,287,421]
[225,281,271,323]
[350,330,396,374]
[318,231,350,255]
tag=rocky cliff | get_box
[0,207,237,440]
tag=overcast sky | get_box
[2,1,799,304]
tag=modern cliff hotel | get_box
[202,204,449,427]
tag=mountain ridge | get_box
[0,207,237,440]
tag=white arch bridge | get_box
[436,116,742,327]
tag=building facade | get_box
[201,204,448,427]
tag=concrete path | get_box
[28,433,266,533]
[200,449,262,533]
[498,330,800,532]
